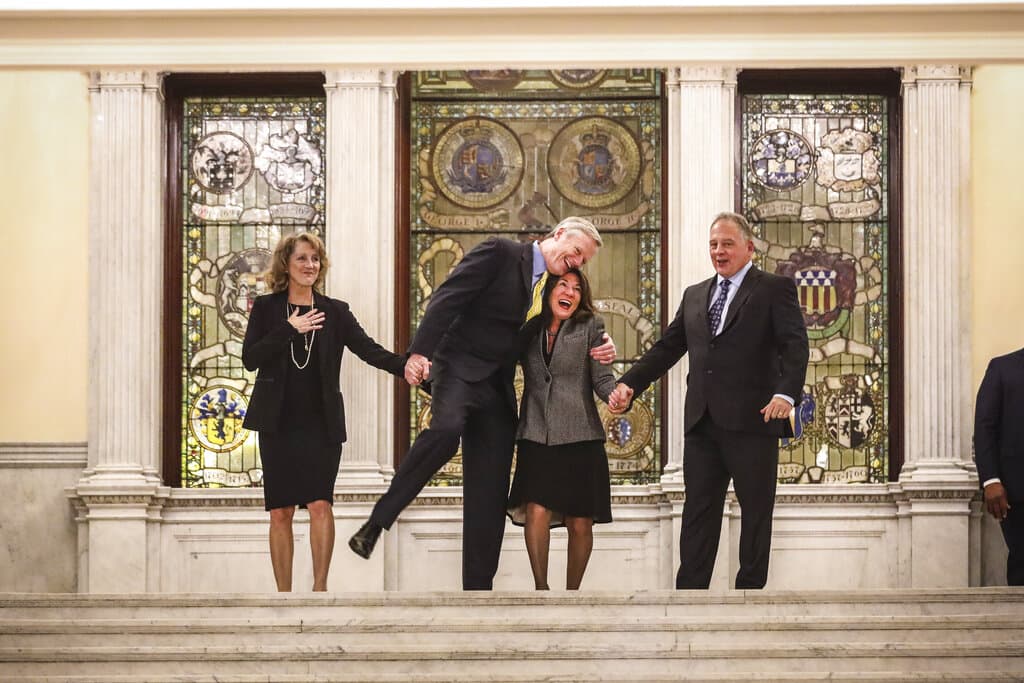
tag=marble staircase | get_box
[1,589,1023,682]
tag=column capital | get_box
[901,65,972,85]
[324,68,396,89]
[669,66,738,86]
[89,70,161,91]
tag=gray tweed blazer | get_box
[516,314,617,446]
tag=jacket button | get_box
[706,369,713,375]
[545,376,550,383]
[709,343,715,350]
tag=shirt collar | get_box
[718,259,754,289]
[531,241,547,280]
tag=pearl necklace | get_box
[287,294,316,370]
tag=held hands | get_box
[607,382,634,414]
[984,482,1011,521]
[288,307,325,334]
[590,332,617,365]
[760,396,793,423]
[404,352,432,386]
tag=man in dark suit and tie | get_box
[349,216,613,590]
[974,347,1024,586]
[608,211,808,590]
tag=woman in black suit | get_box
[507,268,617,590]
[242,232,405,592]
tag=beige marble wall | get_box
[971,65,1024,388]
[0,72,89,442]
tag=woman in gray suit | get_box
[507,268,617,590]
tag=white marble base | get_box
[0,444,85,593]
[3,442,1001,594]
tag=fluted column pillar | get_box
[657,67,737,590]
[324,69,399,485]
[662,67,737,484]
[897,64,977,587]
[72,70,167,592]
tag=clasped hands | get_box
[287,307,324,334]
[405,353,432,386]
[607,383,633,414]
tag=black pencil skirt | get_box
[258,426,342,511]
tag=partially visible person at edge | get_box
[974,347,1024,586]
[507,268,617,590]
[607,211,809,591]
[348,216,616,590]
[242,232,406,592]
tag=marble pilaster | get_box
[897,65,977,587]
[324,69,400,485]
[71,71,168,592]
[661,67,737,485]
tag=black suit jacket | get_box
[410,237,534,397]
[974,348,1024,502]
[241,290,406,442]
[620,266,809,437]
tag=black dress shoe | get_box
[348,520,382,559]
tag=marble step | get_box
[2,588,1022,618]
[1,642,1023,677]
[3,614,1023,648]
[2,589,1021,680]
[6,674,1024,683]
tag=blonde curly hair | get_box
[264,232,329,293]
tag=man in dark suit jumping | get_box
[609,211,808,589]
[349,217,613,590]
[974,347,1024,586]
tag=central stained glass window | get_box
[407,69,665,485]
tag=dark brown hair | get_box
[542,267,595,326]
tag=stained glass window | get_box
[740,86,894,484]
[407,69,664,485]
[177,93,326,488]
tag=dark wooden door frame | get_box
[161,72,326,487]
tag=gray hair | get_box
[548,215,603,247]
[710,211,754,241]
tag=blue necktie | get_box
[708,279,731,336]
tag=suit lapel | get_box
[313,290,331,367]
[720,266,761,334]
[520,242,535,300]
[695,276,716,335]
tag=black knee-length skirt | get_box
[258,426,342,511]
[506,438,612,528]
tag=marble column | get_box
[659,67,737,590]
[324,69,399,485]
[71,70,168,593]
[662,67,737,484]
[897,65,977,587]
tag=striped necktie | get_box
[524,271,549,324]
[707,279,731,336]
